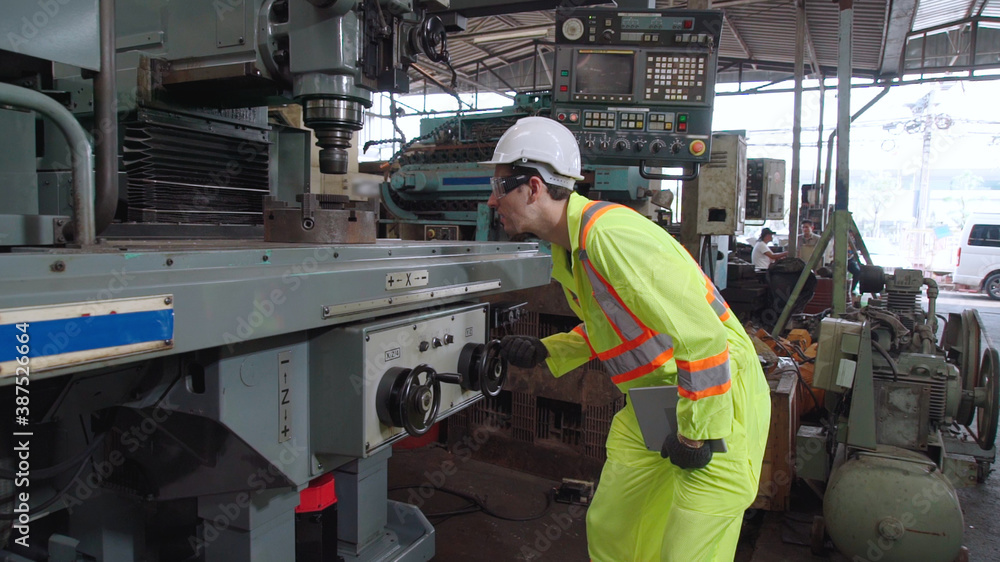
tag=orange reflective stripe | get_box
[573,324,598,360]
[678,380,731,401]
[676,346,729,372]
[610,348,674,384]
[596,327,655,361]
[604,333,674,375]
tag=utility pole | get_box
[913,90,934,270]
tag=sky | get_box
[713,78,1000,180]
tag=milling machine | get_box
[799,267,999,562]
[0,1,566,561]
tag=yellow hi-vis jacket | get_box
[542,193,762,442]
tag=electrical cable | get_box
[871,340,899,382]
[764,333,822,411]
[789,342,816,363]
[388,484,553,523]
[389,93,407,146]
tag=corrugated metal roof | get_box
[685,0,886,72]
[981,0,1000,17]
[912,0,978,31]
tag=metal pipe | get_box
[0,82,94,245]
[815,77,825,228]
[94,0,118,236]
[832,0,854,314]
[923,277,939,338]
[789,0,805,258]
[834,0,852,212]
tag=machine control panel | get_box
[314,303,505,459]
[746,158,786,221]
[551,8,723,169]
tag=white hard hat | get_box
[480,116,584,189]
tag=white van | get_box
[954,213,1000,299]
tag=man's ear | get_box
[526,176,546,202]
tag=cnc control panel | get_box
[551,8,723,170]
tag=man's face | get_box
[801,223,814,237]
[487,164,532,237]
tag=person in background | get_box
[484,116,770,561]
[797,219,832,269]
[752,227,787,278]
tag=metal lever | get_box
[434,372,464,385]
[639,162,701,181]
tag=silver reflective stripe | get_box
[677,358,732,393]
[581,253,645,341]
[603,332,674,376]
[708,288,728,318]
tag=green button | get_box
[678,114,688,122]
[561,70,569,77]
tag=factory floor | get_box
[387,444,849,562]
[385,291,1000,562]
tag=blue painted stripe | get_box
[442,176,491,186]
[0,310,174,362]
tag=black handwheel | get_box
[479,339,507,398]
[417,16,448,63]
[976,348,1000,450]
[377,364,441,437]
[458,342,482,391]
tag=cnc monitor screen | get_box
[574,52,634,95]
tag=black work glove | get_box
[499,335,548,369]
[661,433,713,469]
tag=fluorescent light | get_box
[471,28,550,44]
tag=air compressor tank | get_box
[823,446,963,562]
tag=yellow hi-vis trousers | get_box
[585,361,770,561]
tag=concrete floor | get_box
[386,290,1000,561]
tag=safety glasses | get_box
[490,174,530,201]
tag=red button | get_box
[683,20,693,29]
[678,122,687,132]
[569,113,579,122]
[557,113,566,121]
[690,140,706,156]
[560,85,568,92]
